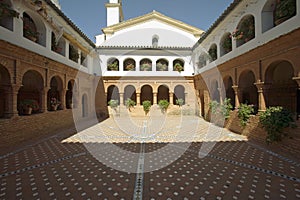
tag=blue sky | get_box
[59,0,233,42]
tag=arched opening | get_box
[173,85,185,105]
[220,32,232,56]
[82,94,88,118]
[0,65,11,118]
[123,58,135,71]
[173,59,184,72]
[265,60,297,113]
[0,0,16,31]
[124,85,136,105]
[48,76,63,111]
[51,32,65,56]
[156,59,168,71]
[208,44,218,62]
[107,85,120,105]
[157,85,169,103]
[141,85,153,105]
[197,53,207,69]
[223,76,235,107]
[233,15,255,47]
[140,58,152,71]
[18,70,43,115]
[66,80,75,109]
[107,58,119,71]
[69,44,79,63]
[22,12,46,46]
[211,80,220,102]
[239,70,258,110]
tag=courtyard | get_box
[0,115,299,199]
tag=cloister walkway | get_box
[0,115,299,199]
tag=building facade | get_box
[192,0,300,119]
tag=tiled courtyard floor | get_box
[0,116,299,199]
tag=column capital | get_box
[292,77,300,88]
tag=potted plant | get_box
[274,0,296,26]
[142,100,151,115]
[173,63,184,72]
[19,99,39,115]
[140,63,152,71]
[69,45,79,62]
[108,99,119,113]
[208,46,217,61]
[125,98,136,112]
[107,61,119,71]
[222,35,232,53]
[50,97,60,111]
[232,16,255,44]
[176,98,184,107]
[156,62,168,71]
[0,1,19,19]
[125,63,135,71]
[23,24,39,42]
[158,99,170,114]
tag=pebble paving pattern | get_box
[0,116,299,199]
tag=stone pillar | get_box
[6,85,20,118]
[169,92,174,105]
[217,88,223,104]
[119,93,124,106]
[254,81,266,112]
[42,87,50,112]
[153,92,157,105]
[136,93,141,106]
[60,89,66,110]
[232,85,240,109]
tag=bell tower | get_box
[106,0,124,26]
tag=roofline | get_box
[102,10,204,37]
[97,45,192,51]
[192,0,242,51]
[44,0,95,48]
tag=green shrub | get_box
[142,100,152,115]
[108,99,118,111]
[158,99,170,113]
[260,106,296,144]
[237,103,254,127]
[125,98,136,111]
[175,98,184,107]
[209,100,220,114]
[220,98,233,119]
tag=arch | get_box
[234,15,255,47]
[18,70,43,115]
[66,79,75,109]
[107,85,120,105]
[48,76,63,111]
[156,59,168,71]
[173,85,185,105]
[220,32,232,56]
[265,60,297,112]
[140,58,152,71]
[198,53,208,69]
[152,34,159,47]
[22,12,46,46]
[51,32,65,56]
[141,85,153,105]
[157,85,169,103]
[0,0,15,31]
[223,76,235,107]
[208,44,217,62]
[123,58,135,71]
[211,79,220,102]
[124,85,136,105]
[107,57,119,71]
[173,59,184,72]
[238,70,258,109]
[0,65,11,118]
[82,94,88,118]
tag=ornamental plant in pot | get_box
[19,99,39,115]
